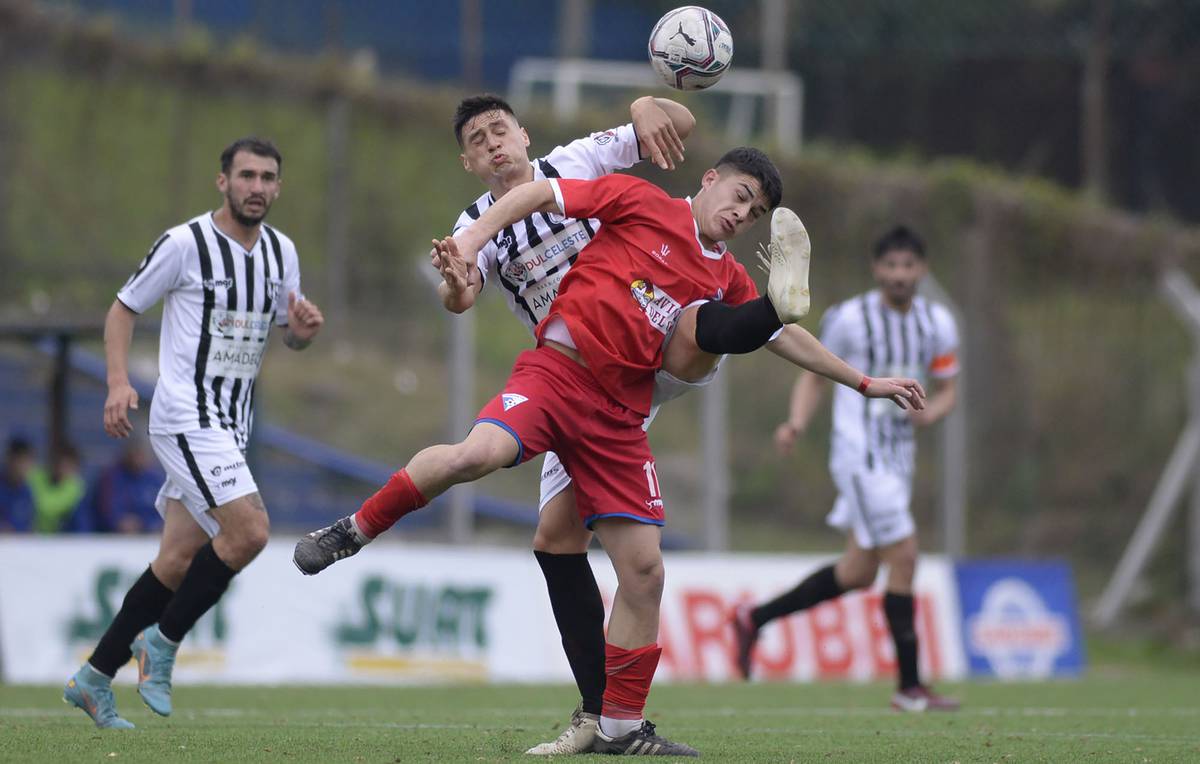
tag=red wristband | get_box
[857,375,872,394]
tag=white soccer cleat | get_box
[525,703,599,755]
[756,207,811,324]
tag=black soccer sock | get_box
[157,542,237,644]
[694,296,784,355]
[88,566,174,677]
[751,564,844,628]
[884,591,920,690]
[534,550,607,715]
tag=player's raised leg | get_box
[294,421,523,575]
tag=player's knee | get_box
[888,553,917,585]
[217,511,270,567]
[662,327,718,383]
[624,553,665,600]
[532,526,589,554]
[446,441,504,481]
[243,516,271,556]
[152,550,193,588]
[837,561,877,591]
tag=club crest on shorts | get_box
[502,393,528,411]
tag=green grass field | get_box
[3,669,1199,763]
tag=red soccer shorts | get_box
[475,346,666,528]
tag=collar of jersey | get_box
[686,197,727,260]
[208,212,262,255]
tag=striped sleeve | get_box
[928,302,961,378]
[265,227,302,326]
[541,123,641,181]
[116,231,184,313]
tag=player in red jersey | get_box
[296,149,924,755]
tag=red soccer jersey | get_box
[537,174,759,415]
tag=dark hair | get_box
[714,147,783,210]
[873,225,926,260]
[5,436,32,458]
[453,94,519,147]
[220,137,283,176]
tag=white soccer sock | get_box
[348,514,373,545]
[600,716,642,738]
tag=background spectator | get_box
[28,443,86,533]
[77,436,164,534]
[0,436,36,532]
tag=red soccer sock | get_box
[601,642,662,720]
[353,468,429,539]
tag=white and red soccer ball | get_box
[648,6,734,91]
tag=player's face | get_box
[459,110,531,183]
[872,248,927,306]
[694,169,770,245]
[217,151,281,227]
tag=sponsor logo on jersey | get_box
[630,279,683,335]
[648,243,670,264]
[593,130,617,146]
[211,310,272,336]
[501,229,590,283]
[502,393,528,411]
[202,277,235,291]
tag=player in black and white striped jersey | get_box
[64,138,324,729]
[733,226,961,712]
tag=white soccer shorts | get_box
[150,429,259,537]
[827,468,915,550]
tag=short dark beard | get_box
[231,207,264,227]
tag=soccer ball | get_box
[647,6,733,91]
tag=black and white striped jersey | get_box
[117,212,301,449]
[451,123,642,335]
[821,290,960,475]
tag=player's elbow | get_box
[673,108,697,141]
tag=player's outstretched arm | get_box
[767,324,926,405]
[446,180,560,261]
[103,299,139,439]
[630,96,695,171]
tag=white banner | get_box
[0,537,963,684]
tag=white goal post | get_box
[508,58,804,156]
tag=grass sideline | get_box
[3,672,1199,762]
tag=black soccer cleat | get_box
[592,720,699,757]
[293,516,368,575]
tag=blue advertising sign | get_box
[954,560,1086,678]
